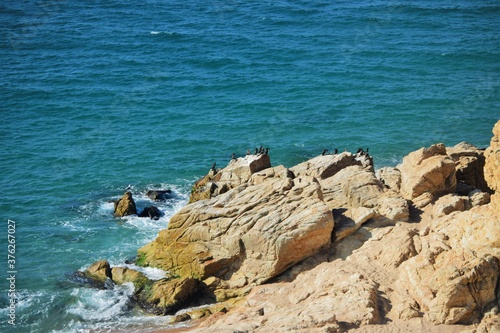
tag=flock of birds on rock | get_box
[210,146,371,173]
[232,145,270,160]
[322,147,370,157]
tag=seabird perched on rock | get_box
[334,148,338,155]
[246,149,251,155]
[231,152,236,160]
[211,162,217,173]
[258,145,264,154]
[264,147,270,155]
[322,149,329,156]
[255,148,259,155]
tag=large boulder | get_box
[189,154,271,203]
[398,144,457,200]
[138,165,334,290]
[113,191,137,217]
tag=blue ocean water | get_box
[0,0,498,331]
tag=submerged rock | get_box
[113,191,137,217]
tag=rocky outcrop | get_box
[398,143,457,200]
[189,154,271,203]
[113,191,137,217]
[138,165,333,292]
[81,121,500,332]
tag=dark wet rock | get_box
[138,206,163,220]
[146,190,173,201]
[66,271,105,289]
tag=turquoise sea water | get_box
[0,0,499,332]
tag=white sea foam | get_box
[98,201,115,214]
[68,283,135,321]
[60,220,93,233]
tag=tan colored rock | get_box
[469,189,491,207]
[377,167,402,192]
[484,120,500,206]
[398,143,457,200]
[322,165,409,223]
[334,207,378,241]
[378,195,410,222]
[322,165,385,209]
[290,152,359,180]
[397,203,500,324]
[84,260,112,282]
[432,194,470,217]
[138,167,334,289]
[138,277,199,315]
[194,261,382,333]
[447,142,490,193]
[463,315,500,333]
[113,192,137,217]
[412,192,435,209]
[189,154,271,203]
